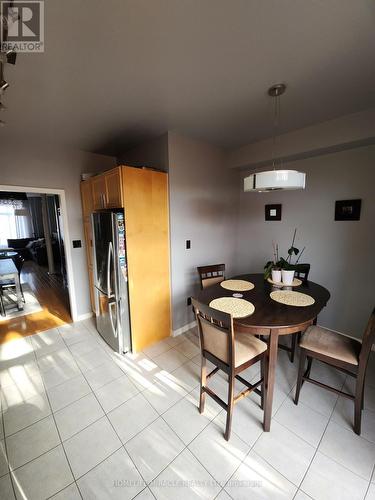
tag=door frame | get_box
[0,184,78,321]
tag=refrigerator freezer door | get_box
[113,212,132,353]
[92,212,113,295]
[95,288,120,352]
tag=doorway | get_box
[0,185,77,343]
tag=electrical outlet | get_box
[187,297,192,306]
[186,240,191,249]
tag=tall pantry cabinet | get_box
[80,166,171,352]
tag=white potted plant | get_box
[264,229,306,285]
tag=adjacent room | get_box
[0,2,374,500]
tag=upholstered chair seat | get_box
[300,325,361,365]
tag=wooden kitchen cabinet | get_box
[80,178,94,217]
[92,167,123,209]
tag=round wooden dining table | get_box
[196,273,330,431]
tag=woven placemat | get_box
[267,277,302,287]
[270,290,315,307]
[220,279,255,292]
[209,297,255,318]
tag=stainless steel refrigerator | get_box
[92,211,132,353]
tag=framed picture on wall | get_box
[265,204,282,221]
[335,199,361,221]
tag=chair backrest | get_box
[197,264,225,290]
[192,298,234,367]
[359,307,375,370]
[294,263,310,282]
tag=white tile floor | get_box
[0,318,375,500]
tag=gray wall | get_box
[117,134,169,172]
[0,140,115,318]
[235,145,375,338]
[168,132,239,331]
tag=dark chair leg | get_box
[290,333,298,363]
[225,373,235,441]
[260,356,266,410]
[306,356,313,378]
[294,349,307,405]
[199,356,207,414]
[354,371,365,435]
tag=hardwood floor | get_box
[0,261,72,344]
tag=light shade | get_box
[244,170,306,192]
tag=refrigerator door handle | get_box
[107,241,114,299]
[109,301,118,338]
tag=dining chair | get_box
[294,307,375,435]
[192,298,267,440]
[279,263,311,363]
[197,264,225,290]
[0,254,25,303]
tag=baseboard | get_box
[76,312,94,322]
[172,320,197,337]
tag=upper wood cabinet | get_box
[92,167,123,210]
[80,179,94,217]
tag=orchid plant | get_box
[264,229,306,279]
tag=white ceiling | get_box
[1,0,374,155]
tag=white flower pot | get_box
[271,269,282,283]
[281,269,295,286]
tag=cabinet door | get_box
[105,168,123,208]
[83,220,93,267]
[80,180,94,217]
[88,266,96,313]
[92,175,107,210]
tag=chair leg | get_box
[290,333,298,363]
[306,356,313,378]
[354,372,365,435]
[260,356,265,410]
[294,349,307,405]
[199,355,207,414]
[225,372,235,441]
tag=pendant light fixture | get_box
[244,83,306,192]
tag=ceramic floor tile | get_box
[143,339,173,359]
[163,392,215,445]
[174,338,200,359]
[0,474,15,500]
[46,373,92,412]
[274,397,329,447]
[36,348,78,373]
[3,391,51,436]
[108,392,159,443]
[253,420,315,486]
[0,440,8,478]
[215,396,264,446]
[69,338,102,357]
[300,451,369,500]
[225,450,297,500]
[0,373,45,410]
[74,347,111,372]
[332,396,375,443]
[41,362,81,390]
[152,348,190,372]
[0,414,3,440]
[297,379,339,417]
[63,416,121,479]
[59,327,94,346]
[94,374,139,413]
[169,360,201,392]
[113,352,159,391]
[134,488,156,500]
[125,417,185,483]
[164,334,186,347]
[84,359,124,391]
[50,482,81,499]
[6,415,60,470]
[150,448,220,500]
[215,490,232,500]
[55,392,105,441]
[77,447,144,500]
[366,484,375,500]
[319,421,375,480]
[0,360,41,390]
[294,491,313,500]
[188,420,249,484]
[142,371,187,414]
[11,445,73,500]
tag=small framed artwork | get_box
[265,204,282,221]
[335,199,361,221]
